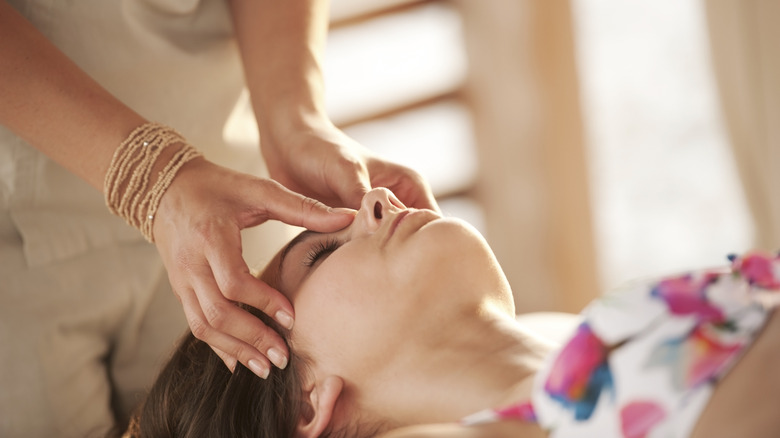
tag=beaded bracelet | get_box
[104,122,202,242]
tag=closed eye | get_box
[303,238,342,267]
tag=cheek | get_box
[389,218,510,303]
[390,220,476,280]
[291,249,399,356]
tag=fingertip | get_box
[248,359,270,379]
[274,310,294,330]
[427,197,441,213]
[267,347,289,370]
[303,204,357,232]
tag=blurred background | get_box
[230,0,779,314]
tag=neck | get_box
[360,303,555,426]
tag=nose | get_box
[353,188,405,235]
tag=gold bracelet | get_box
[104,122,201,242]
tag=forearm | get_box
[227,0,331,139]
[0,1,146,191]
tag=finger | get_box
[202,225,295,331]
[396,170,439,212]
[405,193,439,212]
[386,182,439,211]
[211,346,237,372]
[176,268,289,376]
[366,160,439,212]
[417,189,440,212]
[259,180,356,232]
[179,288,273,378]
[189,270,291,370]
[387,190,406,209]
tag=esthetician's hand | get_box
[152,158,355,378]
[261,119,439,212]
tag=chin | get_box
[420,217,491,251]
[408,217,501,279]
[394,216,514,316]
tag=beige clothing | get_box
[0,227,183,437]
[0,1,291,436]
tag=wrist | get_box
[248,65,329,141]
[104,123,202,242]
[253,98,334,149]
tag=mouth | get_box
[384,209,443,245]
[388,210,411,239]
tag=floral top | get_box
[463,251,780,437]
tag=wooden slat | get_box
[457,0,599,313]
[344,99,478,197]
[330,0,424,24]
[325,2,467,125]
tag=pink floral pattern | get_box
[543,322,613,420]
[732,251,780,289]
[494,401,537,423]
[650,272,724,322]
[620,401,666,438]
[467,252,780,437]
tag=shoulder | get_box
[378,421,546,438]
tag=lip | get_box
[388,210,411,239]
[384,209,441,245]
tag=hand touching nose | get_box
[152,158,355,378]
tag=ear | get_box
[296,375,345,438]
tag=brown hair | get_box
[124,308,389,438]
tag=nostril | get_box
[373,201,383,219]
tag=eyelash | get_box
[303,238,342,267]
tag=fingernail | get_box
[332,207,357,216]
[248,359,270,379]
[275,310,294,330]
[267,347,288,369]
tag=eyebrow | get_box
[278,230,318,276]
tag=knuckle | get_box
[249,330,269,350]
[167,277,187,297]
[254,292,273,311]
[192,221,218,245]
[265,178,285,190]
[203,302,229,328]
[299,195,323,216]
[219,276,247,302]
[188,316,210,340]
[229,341,257,363]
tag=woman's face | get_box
[262,188,512,378]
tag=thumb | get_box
[261,180,356,232]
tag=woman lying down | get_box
[127,188,780,438]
